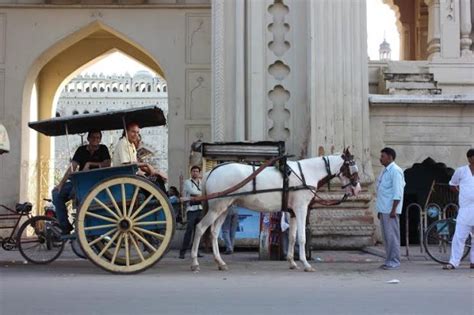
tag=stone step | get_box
[383,73,434,82]
[385,81,437,89]
[387,88,442,95]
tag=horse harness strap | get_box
[297,161,306,187]
[323,156,331,191]
[252,165,257,193]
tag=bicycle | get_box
[16,200,86,264]
[423,217,471,264]
[0,202,35,250]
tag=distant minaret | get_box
[379,32,391,61]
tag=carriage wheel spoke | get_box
[133,207,163,223]
[129,195,154,220]
[92,198,121,221]
[130,230,157,252]
[133,226,165,240]
[124,233,130,266]
[84,224,117,231]
[85,212,117,224]
[121,184,127,218]
[134,221,166,227]
[98,230,120,258]
[127,187,140,218]
[105,187,123,217]
[111,233,124,265]
[88,228,118,247]
[130,234,145,262]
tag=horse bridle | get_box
[290,153,360,207]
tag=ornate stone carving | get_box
[267,1,290,57]
[0,14,5,65]
[268,85,290,140]
[211,0,225,141]
[186,70,211,120]
[267,0,291,142]
[268,60,290,81]
[186,13,211,64]
[445,0,455,21]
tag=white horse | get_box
[190,148,361,272]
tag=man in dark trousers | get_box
[52,130,111,234]
[179,165,204,259]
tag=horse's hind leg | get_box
[287,215,298,270]
[190,208,221,271]
[211,211,228,270]
[296,208,315,272]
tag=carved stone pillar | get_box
[308,0,375,248]
[460,0,473,56]
[309,0,373,183]
[211,0,225,141]
[425,0,441,59]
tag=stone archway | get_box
[382,0,429,60]
[22,21,168,210]
[401,157,455,244]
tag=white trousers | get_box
[449,222,474,267]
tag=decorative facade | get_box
[0,0,472,248]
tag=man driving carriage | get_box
[53,129,111,234]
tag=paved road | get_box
[1,250,473,315]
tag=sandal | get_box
[442,264,455,270]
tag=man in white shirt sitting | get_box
[113,122,167,191]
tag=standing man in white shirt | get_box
[179,165,204,259]
[376,147,406,270]
[443,148,474,270]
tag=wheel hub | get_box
[119,219,131,231]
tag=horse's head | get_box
[338,148,361,196]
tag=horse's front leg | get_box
[211,211,228,271]
[296,208,315,272]
[287,215,298,270]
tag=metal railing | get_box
[404,201,458,257]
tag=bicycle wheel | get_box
[423,218,471,264]
[17,216,65,264]
[70,237,87,259]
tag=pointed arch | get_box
[21,20,168,209]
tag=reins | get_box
[290,160,350,207]
[180,155,287,203]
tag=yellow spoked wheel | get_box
[77,175,175,274]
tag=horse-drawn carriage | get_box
[18,105,361,274]
[24,106,174,274]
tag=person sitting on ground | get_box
[52,129,111,234]
[113,122,168,192]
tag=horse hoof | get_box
[218,264,228,271]
[304,267,316,272]
[191,264,200,272]
[289,264,299,270]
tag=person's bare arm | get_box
[83,159,111,170]
[56,161,79,191]
[138,162,168,181]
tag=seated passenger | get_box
[113,122,168,192]
[52,130,111,234]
